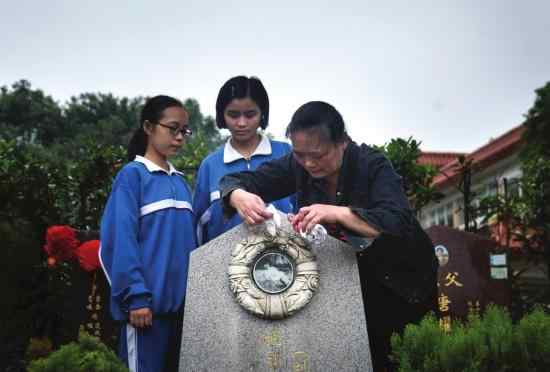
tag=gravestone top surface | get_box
[179,222,372,372]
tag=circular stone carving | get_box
[228,230,320,319]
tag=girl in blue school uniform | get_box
[99,95,196,372]
[193,76,295,244]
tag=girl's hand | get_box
[229,189,273,225]
[129,307,152,328]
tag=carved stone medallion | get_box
[227,230,320,319]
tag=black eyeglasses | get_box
[157,122,193,137]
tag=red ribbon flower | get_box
[75,240,101,272]
[43,225,80,263]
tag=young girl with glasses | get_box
[100,95,196,372]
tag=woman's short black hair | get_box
[285,101,349,143]
[127,95,184,161]
[215,76,269,130]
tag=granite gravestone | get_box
[425,225,511,330]
[179,222,372,371]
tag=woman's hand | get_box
[290,204,347,233]
[129,307,152,328]
[229,189,273,225]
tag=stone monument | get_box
[179,220,372,371]
[426,225,511,331]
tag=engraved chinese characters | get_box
[228,230,320,319]
[261,328,311,371]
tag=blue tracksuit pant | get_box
[118,313,183,372]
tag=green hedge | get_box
[391,305,550,372]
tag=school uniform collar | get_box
[223,133,272,164]
[134,155,183,176]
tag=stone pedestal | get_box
[179,223,372,371]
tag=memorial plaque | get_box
[426,225,511,331]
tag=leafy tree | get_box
[0,80,65,145]
[172,98,224,186]
[473,82,550,318]
[377,137,443,212]
[172,132,212,187]
[183,98,223,150]
[63,93,143,152]
[0,140,66,239]
[523,82,550,159]
[66,142,126,230]
[521,82,550,271]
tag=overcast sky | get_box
[2,0,549,152]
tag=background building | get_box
[419,125,525,230]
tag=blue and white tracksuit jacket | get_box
[193,135,295,245]
[99,155,196,372]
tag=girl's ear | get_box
[143,120,154,135]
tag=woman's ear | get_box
[143,120,154,135]
[339,138,350,151]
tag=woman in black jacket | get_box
[220,101,438,372]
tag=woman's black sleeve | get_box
[219,154,297,217]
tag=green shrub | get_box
[28,331,127,372]
[391,305,550,372]
[514,307,550,371]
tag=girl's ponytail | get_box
[127,126,147,162]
